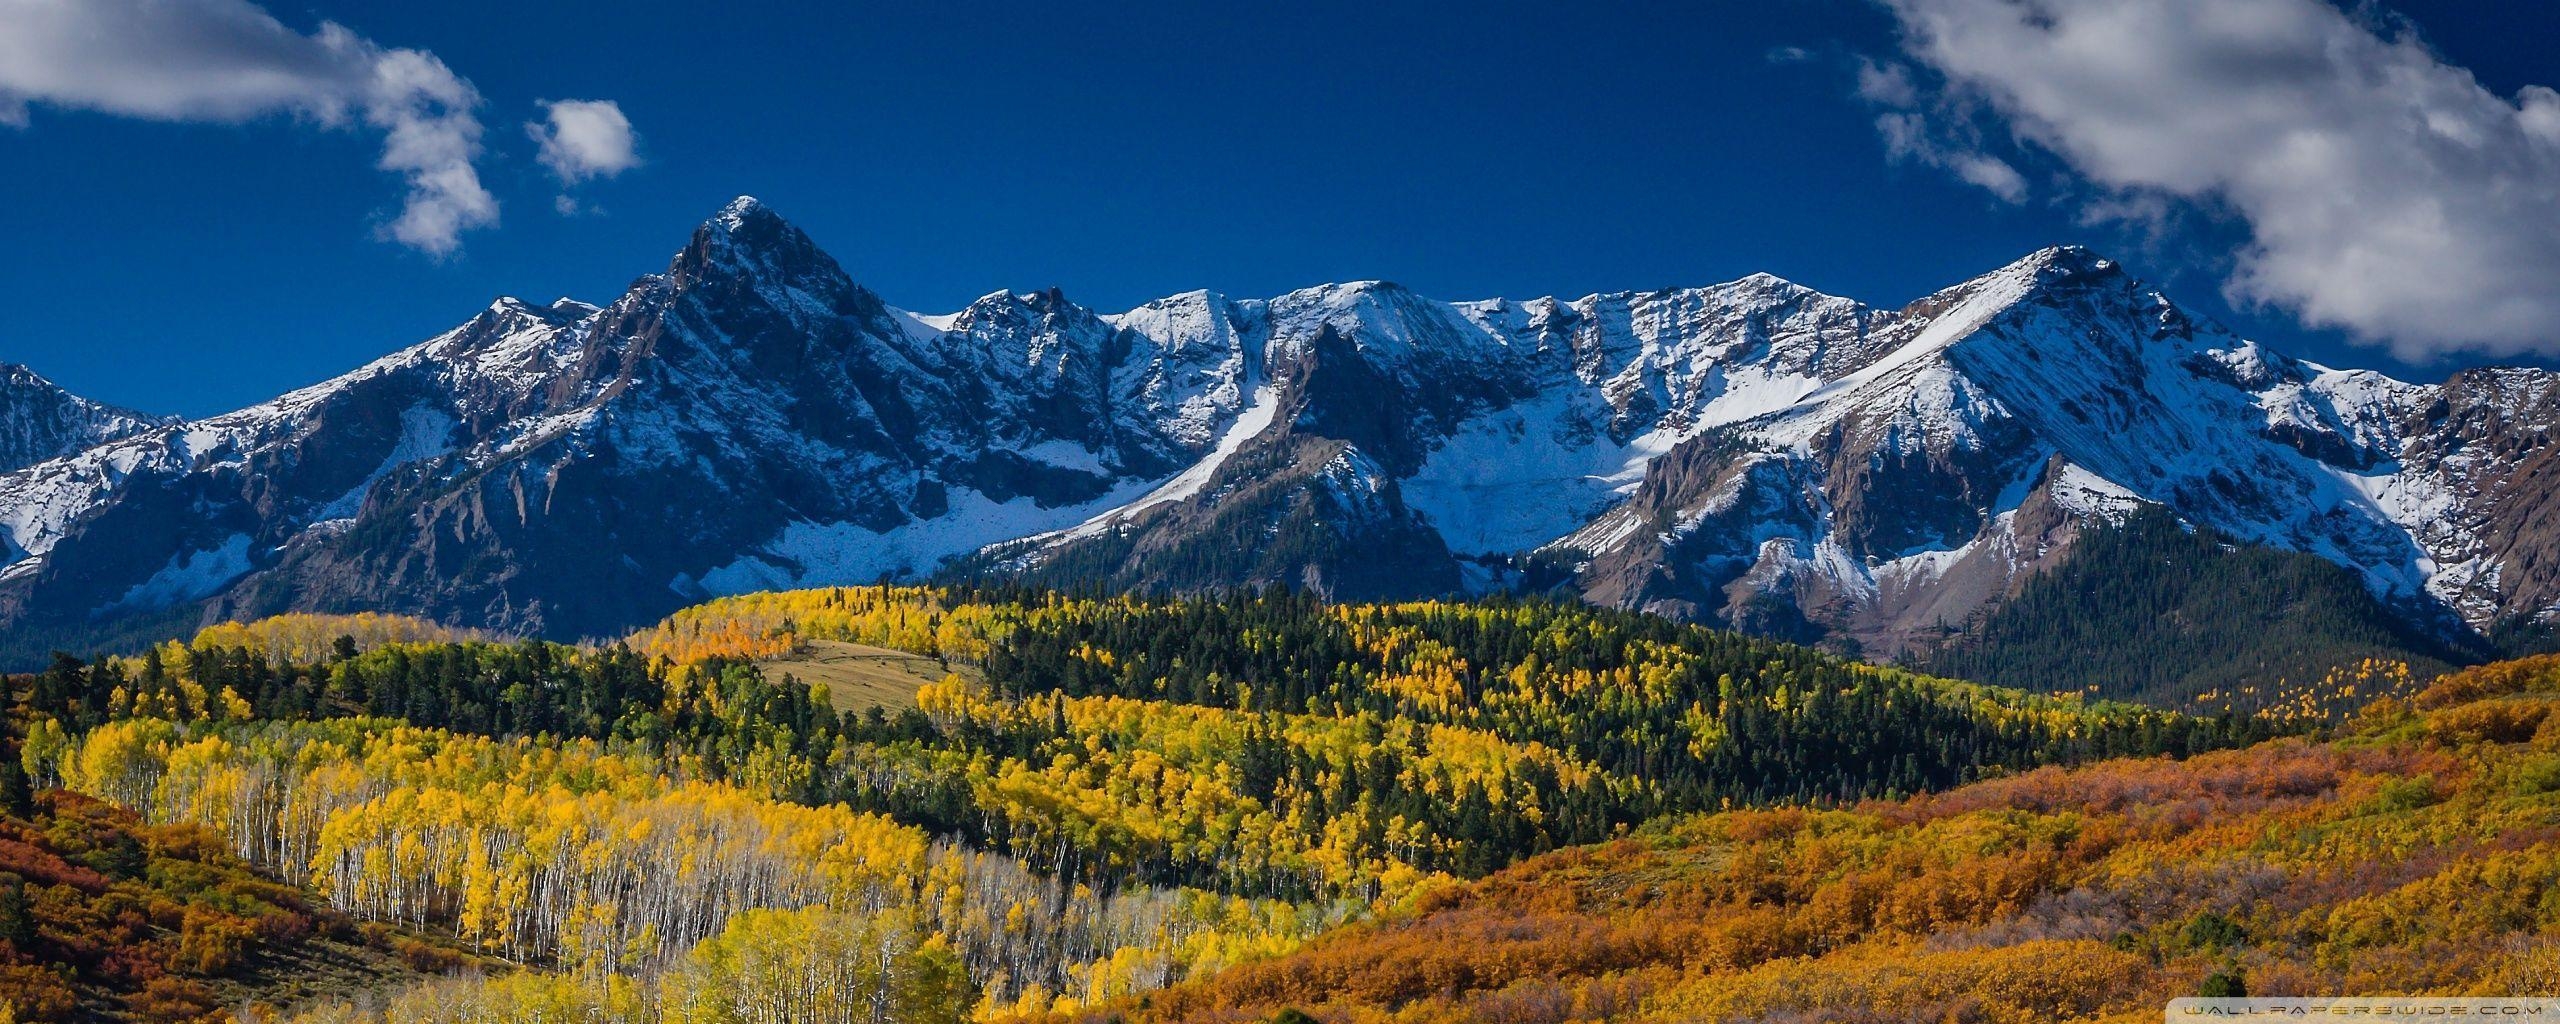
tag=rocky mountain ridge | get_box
[1,198,2551,662]
[0,365,170,476]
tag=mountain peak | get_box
[1891,244,2134,332]
[2005,244,2118,281]
[0,363,171,474]
[712,195,771,229]
[475,296,595,333]
[671,194,851,299]
[690,195,806,253]
[1704,271,1832,308]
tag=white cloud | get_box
[1873,0,2560,358]
[1855,58,1919,108]
[0,0,494,256]
[527,98,639,186]
[1875,108,2030,203]
[1862,58,2028,205]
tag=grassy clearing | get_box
[756,639,971,712]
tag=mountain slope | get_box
[0,788,460,1022]
[1550,249,2453,655]
[0,365,166,475]
[1916,507,2480,714]
[1,200,2556,669]
[14,587,2256,1016]
[1093,656,2560,1022]
[0,200,1263,655]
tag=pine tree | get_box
[0,875,35,948]
[0,759,30,821]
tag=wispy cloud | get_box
[528,98,639,215]
[1858,54,2027,204]
[1867,0,2560,358]
[0,0,490,255]
[0,0,628,257]
[1853,57,1918,108]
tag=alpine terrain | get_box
[2,198,2552,673]
[0,365,169,475]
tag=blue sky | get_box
[3,0,2557,417]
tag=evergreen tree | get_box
[0,875,31,949]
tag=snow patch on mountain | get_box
[693,481,1165,595]
[1108,291,1255,452]
[1318,446,1394,525]
[1266,282,1510,364]
[102,534,253,614]
[1039,381,1281,545]
[309,406,458,526]
[1147,381,1281,506]
[1404,391,1650,555]
[1742,536,1876,601]
[2049,464,2146,521]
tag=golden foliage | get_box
[51,717,1332,1017]
[627,586,1020,665]
[1075,675,2560,1022]
[186,612,474,665]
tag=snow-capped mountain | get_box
[0,366,169,476]
[1,198,2554,659]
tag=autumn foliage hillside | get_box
[2,587,2284,1020]
[1077,655,2560,1024]
[0,788,451,1023]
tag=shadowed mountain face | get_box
[1,199,2554,661]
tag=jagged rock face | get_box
[1541,249,2463,655]
[2389,369,2560,634]
[0,199,1256,645]
[4,199,2560,659]
[971,319,1467,601]
[0,366,167,476]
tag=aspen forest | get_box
[0,586,2476,1021]
[1062,655,2560,1023]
